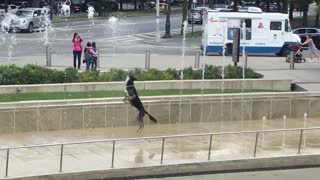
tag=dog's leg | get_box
[137,111,145,133]
[136,114,142,133]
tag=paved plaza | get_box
[1,36,320,179]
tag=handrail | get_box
[1,127,319,151]
[2,126,320,177]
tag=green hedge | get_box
[0,64,263,85]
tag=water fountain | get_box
[220,26,226,130]
[39,7,55,46]
[200,13,209,124]
[108,16,119,56]
[177,20,188,131]
[282,115,287,147]
[304,113,308,147]
[262,116,267,148]
[60,1,71,28]
[0,12,17,62]
[0,4,319,178]
[87,6,95,32]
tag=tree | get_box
[289,0,313,26]
[181,0,187,35]
[315,0,320,26]
[281,0,288,14]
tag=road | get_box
[0,13,202,59]
[0,3,316,61]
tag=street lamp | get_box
[163,0,171,38]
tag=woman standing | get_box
[301,35,320,61]
[72,32,83,69]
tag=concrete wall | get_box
[0,92,319,135]
[0,79,292,94]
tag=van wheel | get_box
[27,23,34,33]
[277,45,288,57]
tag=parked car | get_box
[213,4,229,10]
[70,0,82,13]
[10,8,48,33]
[0,4,19,16]
[293,27,320,49]
[187,7,210,24]
[293,28,320,36]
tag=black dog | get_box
[123,74,157,133]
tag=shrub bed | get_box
[0,64,263,85]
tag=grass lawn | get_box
[0,89,282,103]
[171,31,202,38]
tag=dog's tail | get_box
[144,110,157,123]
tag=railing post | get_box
[194,50,200,69]
[244,52,248,69]
[97,48,100,68]
[160,137,165,164]
[298,129,304,154]
[253,132,259,157]
[46,45,51,67]
[5,148,9,177]
[208,134,213,161]
[289,51,295,70]
[59,144,64,172]
[145,50,151,69]
[111,140,115,168]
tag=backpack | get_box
[84,48,93,61]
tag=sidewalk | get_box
[2,53,320,91]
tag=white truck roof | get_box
[207,10,289,20]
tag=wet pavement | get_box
[0,117,319,178]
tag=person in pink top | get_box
[72,32,83,69]
[83,42,97,70]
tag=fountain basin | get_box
[0,92,319,134]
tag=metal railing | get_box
[1,127,320,177]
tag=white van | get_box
[202,7,301,56]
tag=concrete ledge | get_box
[0,91,319,134]
[7,154,320,180]
[0,79,292,94]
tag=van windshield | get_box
[16,10,32,17]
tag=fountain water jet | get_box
[108,16,119,56]
[87,6,95,32]
[303,113,308,147]
[60,1,71,28]
[282,115,287,147]
[262,116,267,148]
[200,12,209,124]
[39,7,55,46]
[0,12,17,62]
[220,25,226,130]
